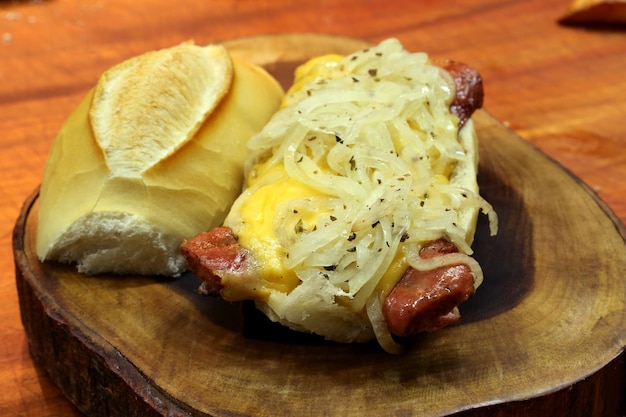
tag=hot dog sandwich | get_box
[180,38,498,353]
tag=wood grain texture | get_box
[2,1,626,416]
[11,34,626,415]
[13,109,626,416]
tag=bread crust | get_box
[37,42,284,276]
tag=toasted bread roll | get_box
[36,42,284,276]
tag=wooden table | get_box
[1,0,625,415]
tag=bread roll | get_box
[36,42,284,276]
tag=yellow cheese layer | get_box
[281,54,344,108]
[235,164,321,295]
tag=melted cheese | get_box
[281,54,343,108]
[235,164,321,294]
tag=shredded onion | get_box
[405,245,485,289]
[366,293,404,354]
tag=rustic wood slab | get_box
[13,34,626,417]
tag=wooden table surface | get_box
[1,0,625,415]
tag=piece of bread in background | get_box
[559,0,626,25]
[36,42,284,276]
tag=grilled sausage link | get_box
[180,227,248,296]
[382,239,474,337]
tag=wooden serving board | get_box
[13,34,626,417]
